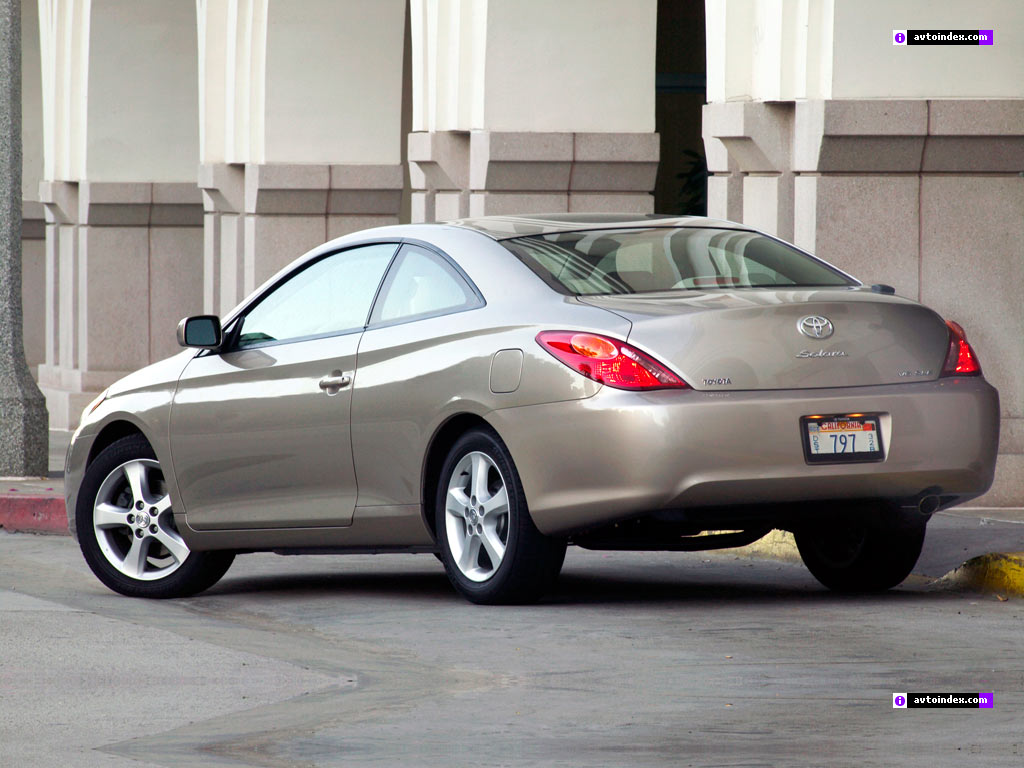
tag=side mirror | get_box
[177,315,223,350]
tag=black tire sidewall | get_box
[795,520,926,593]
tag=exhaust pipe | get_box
[917,495,941,516]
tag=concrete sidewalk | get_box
[3,430,1023,594]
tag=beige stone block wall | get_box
[244,214,327,292]
[79,226,150,373]
[201,162,403,317]
[38,181,205,428]
[149,227,204,362]
[410,131,658,222]
[793,175,920,297]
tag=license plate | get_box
[801,414,884,464]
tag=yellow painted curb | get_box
[937,552,1024,596]
[728,529,801,563]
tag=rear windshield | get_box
[502,227,856,295]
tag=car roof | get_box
[444,213,752,240]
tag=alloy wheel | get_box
[92,459,190,581]
[444,451,510,582]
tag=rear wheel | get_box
[436,428,566,604]
[795,515,926,593]
[77,434,234,598]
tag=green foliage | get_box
[674,149,707,216]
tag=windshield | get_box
[503,227,856,295]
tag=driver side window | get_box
[236,243,398,349]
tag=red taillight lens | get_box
[940,320,981,376]
[536,331,688,390]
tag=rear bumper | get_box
[487,377,1000,536]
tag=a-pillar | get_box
[37,0,203,428]
[197,0,406,316]
[408,0,659,222]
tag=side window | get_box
[236,243,397,348]
[370,245,480,325]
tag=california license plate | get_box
[801,414,884,464]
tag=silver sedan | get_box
[65,214,1000,603]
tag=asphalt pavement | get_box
[1,532,1021,768]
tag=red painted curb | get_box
[0,496,69,535]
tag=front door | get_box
[168,242,398,529]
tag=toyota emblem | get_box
[797,315,834,339]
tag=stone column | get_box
[197,0,406,313]
[37,0,203,428]
[21,0,44,375]
[21,200,44,373]
[198,162,245,316]
[702,101,794,240]
[0,0,46,474]
[37,181,204,427]
[408,0,659,222]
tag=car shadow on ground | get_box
[202,556,947,608]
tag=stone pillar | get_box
[38,0,203,428]
[408,0,659,222]
[197,0,406,314]
[197,162,245,316]
[21,0,43,375]
[0,0,47,474]
[702,101,794,240]
[21,200,44,372]
[37,181,204,427]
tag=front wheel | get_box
[76,434,234,598]
[436,428,566,604]
[795,516,926,593]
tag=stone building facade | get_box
[15,0,1024,506]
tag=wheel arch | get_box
[420,412,500,541]
[86,419,151,468]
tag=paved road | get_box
[1,532,1020,768]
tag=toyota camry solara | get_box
[66,214,1000,604]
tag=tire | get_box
[795,515,926,593]
[76,434,234,598]
[435,428,566,604]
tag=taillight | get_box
[536,331,688,390]
[940,320,981,376]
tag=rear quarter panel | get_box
[349,231,630,510]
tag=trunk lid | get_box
[579,288,950,390]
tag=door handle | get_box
[318,373,352,394]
